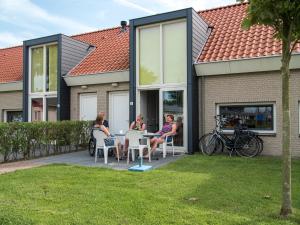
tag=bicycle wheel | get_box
[199,133,223,155]
[234,135,259,157]
[256,136,264,155]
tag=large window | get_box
[4,110,23,122]
[163,90,184,146]
[47,45,58,92]
[31,44,57,93]
[29,43,58,121]
[139,26,161,85]
[138,20,187,86]
[31,98,43,121]
[218,104,275,132]
[31,47,44,92]
[163,22,186,83]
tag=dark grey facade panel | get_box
[129,22,136,124]
[60,35,92,120]
[61,35,91,76]
[61,37,91,49]
[22,45,28,122]
[23,34,60,47]
[192,15,209,31]
[132,8,190,27]
[62,45,91,58]
[190,9,210,152]
[192,9,210,63]
[193,30,208,42]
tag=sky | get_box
[0,0,236,48]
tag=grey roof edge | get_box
[195,54,300,76]
[0,81,23,92]
[63,70,129,86]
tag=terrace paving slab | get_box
[0,150,185,174]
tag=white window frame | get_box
[216,102,276,134]
[3,109,23,122]
[28,43,58,122]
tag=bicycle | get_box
[199,115,263,157]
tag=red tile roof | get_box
[0,3,299,83]
[0,46,23,83]
[198,3,300,62]
[68,27,129,76]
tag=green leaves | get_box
[242,0,300,43]
[0,121,92,163]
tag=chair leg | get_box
[132,149,135,162]
[148,147,151,162]
[95,148,98,163]
[163,142,167,158]
[116,147,119,164]
[127,149,130,164]
[172,142,175,156]
[104,147,108,164]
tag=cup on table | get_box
[144,130,147,134]
[120,130,123,134]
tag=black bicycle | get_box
[199,115,263,157]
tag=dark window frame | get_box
[217,103,275,132]
[4,110,23,122]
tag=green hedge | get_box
[0,121,92,163]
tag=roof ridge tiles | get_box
[198,2,248,14]
[0,45,22,51]
[71,25,128,38]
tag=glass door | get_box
[160,88,186,149]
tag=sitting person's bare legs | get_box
[145,137,164,157]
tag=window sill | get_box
[222,131,276,137]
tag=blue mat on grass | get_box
[128,165,152,172]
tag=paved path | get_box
[0,150,185,174]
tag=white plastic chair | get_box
[125,130,149,164]
[93,129,119,164]
[162,135,175,158]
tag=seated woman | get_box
[147,114,176,156]
[129,114,146,131]
[94,114,120,159]
[124,114,146,157]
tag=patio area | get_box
[0,150,185,174]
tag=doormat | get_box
[128,165,152,172]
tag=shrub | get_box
[0,120,92,163]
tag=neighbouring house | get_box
[0,3,299,156]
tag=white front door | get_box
[80,93,97,121]
[109,91,129,134]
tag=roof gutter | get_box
[63,70,129,86]
[194,54,300,76]
[0,81,23,92]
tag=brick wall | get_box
[0,91,23,122]
[70,82,129,120]
[199,70,300,156]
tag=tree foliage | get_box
[241,0,300,50]
[239,0,300,217]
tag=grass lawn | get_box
[0,155,299,225]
